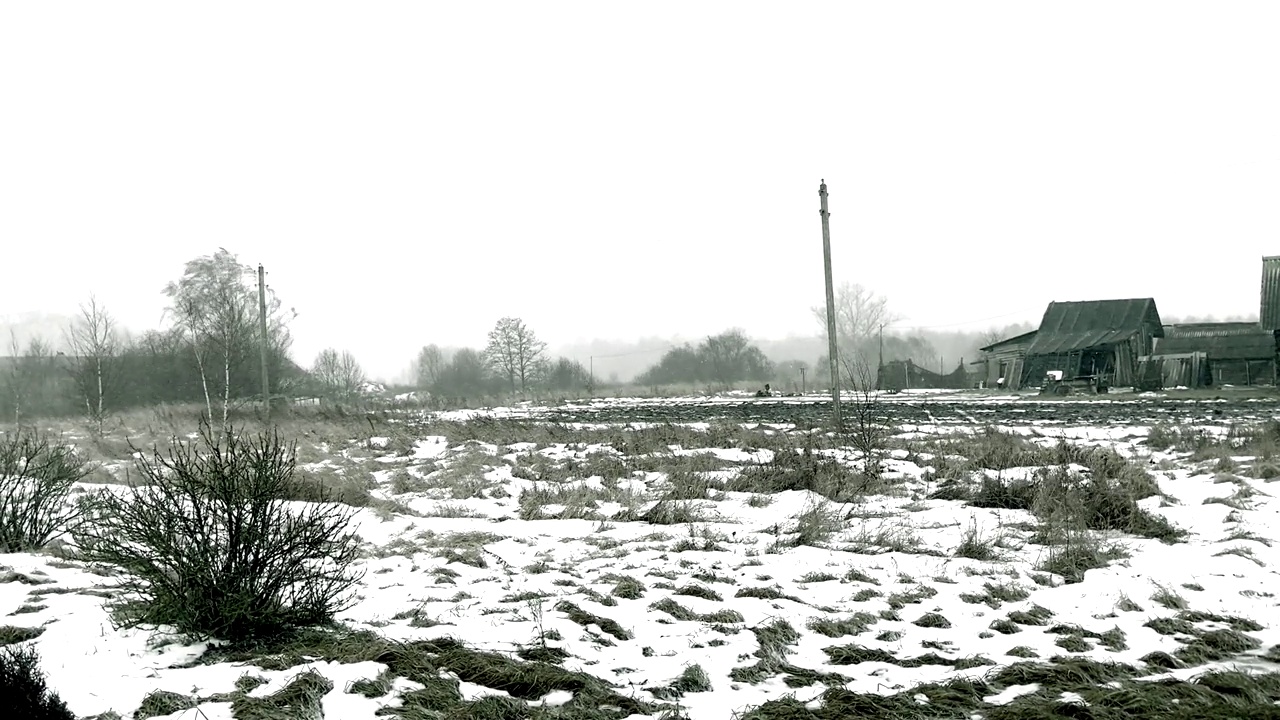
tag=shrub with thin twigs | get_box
[0,643,74,720]
[0,428,90,553]
[839,355,892,479]
[76,422,365,642]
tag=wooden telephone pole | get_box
[819,180,841,427]
[258,264,270,418]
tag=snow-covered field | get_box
[4,396,1280,719]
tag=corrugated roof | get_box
[1155,324,1275,360]
[1026,298,1162,355]
[977,329,1038,352]
[1163,322,1262,338]
[1261,257,1280,332]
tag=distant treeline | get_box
[633,330,774,389]
[0,329,303,423]
[408,321,1045,399]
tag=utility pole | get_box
[589,356,595,396]
[800,366,807,394]
[819,180,841,427]
[876,324,885,392]
[258,264,270,418]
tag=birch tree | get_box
[163,248,294,432]
[63,295,121,433]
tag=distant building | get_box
[1137,257,1280,389]
[876,359,970,391]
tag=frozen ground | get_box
[3,395,1280,718]
[472,388,1280,428]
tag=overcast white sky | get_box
[3,2,1278,381]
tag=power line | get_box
[883,309,1040,331]
[588,344,677,359]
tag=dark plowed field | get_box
[531,395,1280,428]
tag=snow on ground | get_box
[4,395,1280,718]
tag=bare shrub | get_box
[840,354,891,478]
[76,423,364,642]
[0,643,74,719]
[0,429,90,552]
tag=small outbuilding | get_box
[1019,298,1164,389]
[1146,322,1276,387]
[972,330,1037,390]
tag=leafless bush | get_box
[0,643,74,719]
[76,423,364,642]
[840,354,891,478]
[0,429,90,553]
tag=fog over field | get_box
[3,3,1280,719]
[3,3,1279,385]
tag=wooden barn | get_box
[1019,298,1164,389]
[972,330,1037,390]
[1142,322,1277,387]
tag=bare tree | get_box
[543,357,591,393]
[3,331,23,423]
[978,329,1004,348]
[483,317,547,393]
[438,347,494,399]
[812,282,900,369]
[414,344,447,389]
[312,349,366,402]
[701,328,773,390]
[4,333,58,423]
[63,295,120,433]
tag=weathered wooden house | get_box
[972,330,1037,390]
[877,359,970,391]
[1148,322,1276,387]
[1019,298,1163,388]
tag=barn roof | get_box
[1026,298,1162,356]
[1162,321,1262,338]
[1155,323,1275,360]
[978,329,1038,353]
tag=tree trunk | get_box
[222,344,232,433]
[95,356,105,434]
[194,346,214,425]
